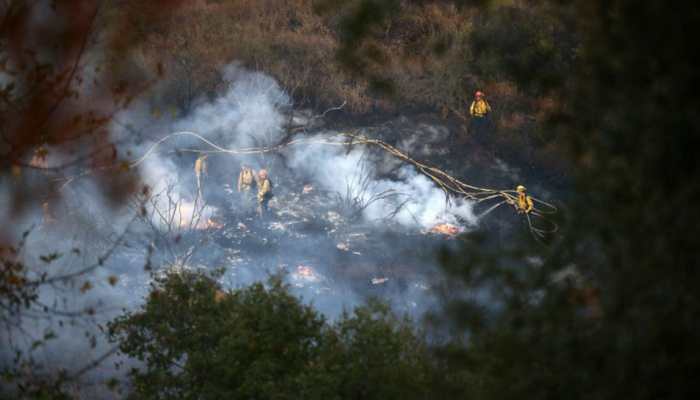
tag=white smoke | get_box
[121,63,475,232]
[1,64,480,389]
[110,66,291,231]
[173,64,290,149]
[286,138,478,230]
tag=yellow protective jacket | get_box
[257,178,271,203]
[469,99,491,118]
[238,169,255,191]
[194,156,208,177]
[517,192,534,213]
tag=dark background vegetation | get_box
[2,0,699,398]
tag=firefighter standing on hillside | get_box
[256,169,272,218]
[469,90,491,118]
[469,90,492,148]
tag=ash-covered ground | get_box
[163,170,462,318]
[135,109,534,318]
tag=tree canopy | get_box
[108,271,443,400]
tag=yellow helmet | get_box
[516,185,526,192]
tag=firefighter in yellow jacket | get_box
[256,169,272,218]
[237,164,256,193]
[515,185,534,214]
[469,90,491,118]
[469,90,492,146]
[237,164,256,213]
[194,154,208,199]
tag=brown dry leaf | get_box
[80,280,93,293]
[7,274,25,286]
[119,161,131,172]
[107,275,119,286]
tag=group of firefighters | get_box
[237,164,273,218]
[192,89,533,220]
[194,155,273,218]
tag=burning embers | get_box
[427,222,462,237]
[179,211,222,231]
[287,264,333,294]
[201,217,224,230]
[293,265,320,283]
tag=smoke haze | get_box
[2,64,480,384]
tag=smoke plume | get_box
[1,64,479,387]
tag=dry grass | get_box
[122,0,569,170]
[124,1,481,113]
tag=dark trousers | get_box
[469,116,490,140]
[257,197,270,219]
[469,116,494,154]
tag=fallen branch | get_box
[62,130,559,237]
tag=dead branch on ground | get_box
[134,130,558,238]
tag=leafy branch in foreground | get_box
[108,269,449,400]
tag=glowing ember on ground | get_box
[189,217,223,230]
[428,223,462,236]
[296,265,314,277]
[291,265,322,285]
[200,218,224,230]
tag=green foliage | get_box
[469,4,578,94]
[109,271,443,399]
[433,1,700,399]
[327,300,437,399]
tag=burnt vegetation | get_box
[2,0,700,399]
